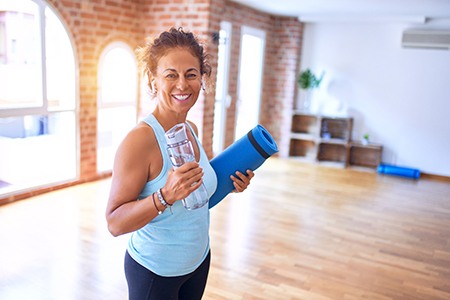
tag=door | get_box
[234,26,265,140]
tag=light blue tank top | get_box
[127,114,217,277]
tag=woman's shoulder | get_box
[131,121,156,140]
[118,122,157,153]
[186,120,199,136]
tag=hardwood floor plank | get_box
[0,158,449,299]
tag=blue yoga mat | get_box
[209,125,278,209]
[377,163,420,179]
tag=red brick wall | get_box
[262,17,303,157]
[1,0,302,204]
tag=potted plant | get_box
[298,69,324,90]
[297,69,324,111]
[362,133,370,145]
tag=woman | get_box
[105,27,254,300]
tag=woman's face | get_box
[154,48,202,115]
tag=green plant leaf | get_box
[297,69,323,90]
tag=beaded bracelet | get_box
[157,189,173,215]
[156,189,172,207]
[152,192,162,215]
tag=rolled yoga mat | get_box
[377,163,421,179]
[209,125,278,209]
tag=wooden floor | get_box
[0,158,449,300]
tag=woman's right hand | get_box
[161,161,204,205]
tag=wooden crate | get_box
[317,142,347,163]
[349,142,383,168]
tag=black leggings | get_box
[124,250,211,300]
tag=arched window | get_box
[97,42,138,172]
[0,0,77,197]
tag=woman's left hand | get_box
[230,169,255,193]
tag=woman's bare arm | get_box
[105,124,159,236]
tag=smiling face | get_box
[154,47,202,118]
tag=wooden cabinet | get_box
[289,112,382,169]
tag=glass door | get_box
[234,26,265,140]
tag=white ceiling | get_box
[228,0,450,22]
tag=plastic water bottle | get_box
[164,123,209,210]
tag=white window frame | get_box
[213,21,232,154]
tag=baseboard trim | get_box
[421,172,450,183]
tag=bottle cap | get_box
[165,123,188,146]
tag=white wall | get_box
[301,20,450,176]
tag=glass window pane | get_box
[100,47,137,104]
[97,106,136,172]
[0,0,43,110]
[97,44,138,172]
[45,7,75,111]
[0,2,77,198]
[235,31,265,139]
[0,112,76,193]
